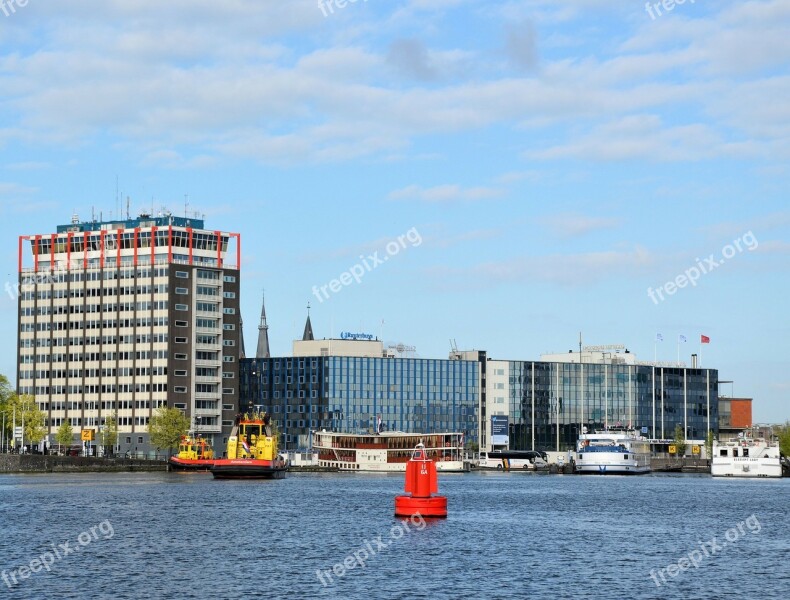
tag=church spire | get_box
[302,302,314,341]
[255,290,270,359]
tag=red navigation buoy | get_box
[394,443,448,518]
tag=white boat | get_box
[711,435,782,478]
[312,430,466,472]
[576,430,651,474]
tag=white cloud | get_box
[389,184,503,202]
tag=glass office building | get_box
[509,361,718,451]
[240,356,479,449]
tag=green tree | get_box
[705,429,715,461]
[0,374,15,447]
[55,421,74,454]
[673,424,687,457]
[5,394,47,447]
[101,414,119,456]
[148,407,190,456]
[777,422,790,458]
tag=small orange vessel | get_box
[168,435,215,472]
[394,443,448,518]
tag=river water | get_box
[0,471,787,599]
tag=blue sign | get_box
[641,426,649,434]
[340,332,374,341]
[491,415,509,445]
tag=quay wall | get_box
[0,454,168,473]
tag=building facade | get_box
[16,213,241,453]
[507,357,718,452]
[240,351,479,450]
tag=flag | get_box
[241,439,250,454]
[679,335,687,343]
[656,333,664,342]
[701,335,710,344]
[377,415,382,434]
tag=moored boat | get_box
[312,430,466,472]
[575,430,651,474]
[711,434,781,478]
[169,435,215,472]
[212,412,288,480]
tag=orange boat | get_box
[211,412,288,480]
[169,435,216,472]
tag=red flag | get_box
[700,335,710,344]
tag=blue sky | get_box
[0,1,788,422]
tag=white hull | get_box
[313,430,467,473]
[576,460,651,475]
[321,459,466,473]
[712,437,781,478]
[576,430,652,475]
[711,458,782,478]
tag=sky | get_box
[0,0,788,423]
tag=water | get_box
[0,471,788,599]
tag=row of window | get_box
[21,350,170,363]
[21,317,169,332]
[21,334,168,348]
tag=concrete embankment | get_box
[0,454,167,473]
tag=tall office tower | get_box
[16,212,241,453]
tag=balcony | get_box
[195,359,221,367]
[194,391,220,400]
[195,375,220,384]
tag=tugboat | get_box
[211,412,288,480]
[168,435,215,472]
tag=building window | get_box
[174,403,186,410]
[223,324,235,331]
[222,372,234,379]
[174,386,187,393]
[175,337,187,343]
[222,308,235,314]
[223,404,234,411]
[125,437,131,444]
[223,356,234,363]
[175,304,188,311]
[138,437,143,444]
[175,271,189,279]
[223,275,236,283]
[174,353,187,360]
[223,340,235,346]
[223,388,234,394]
[175,370,187,377]
[175,287,189,294]
[175,320,188,327]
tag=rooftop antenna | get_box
[126,196,130,219]
[185,194,189,219]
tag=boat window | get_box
[733,448,739,457]
[720,449,728,457]
[743,448,749,457]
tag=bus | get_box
[478,450,548,470]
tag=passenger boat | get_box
[211,413,288,480]
[312,430,467,472]
[711,434,782,478]
[575,430,651,474]
[168,435,215,471]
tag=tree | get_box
[0,374,15,448]
[55,421,74,455]
[101,414,119,456]
[705,429,714,461]
[4,394,47,448]
[777,422,790,458]
[673,424,687,457]
[148,408,190,456]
